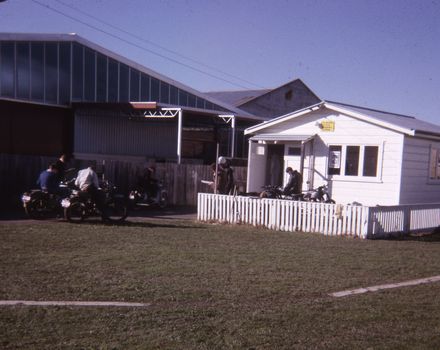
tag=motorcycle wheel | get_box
[326,199,336,204]
[26,198,50,220]
[159,192,168,209]
[103,198,128,223]
[65,201,86,223]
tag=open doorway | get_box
[266,144,284,186]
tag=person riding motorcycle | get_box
[37,163,60,195]
[75,165,105,211]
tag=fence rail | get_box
[197,193,440,239]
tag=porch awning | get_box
[249,134,315,142]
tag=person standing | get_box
[283,167,302,196]
[54,154,72,182]
[218,157,234,195]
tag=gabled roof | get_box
[245,101,440,138]
[0,32,265,121]
[237,78,321,108]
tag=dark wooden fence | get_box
[0,154,247,210]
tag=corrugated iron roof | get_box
[205,89,270,106]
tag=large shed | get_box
[245,101,440,206]
[0,33,264,163]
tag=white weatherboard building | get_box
[245,101,440,206]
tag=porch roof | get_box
[249,134,314,142]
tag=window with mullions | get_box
[328,144,379,178]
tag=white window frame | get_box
[327,143,384,182]
[428,145,440,183]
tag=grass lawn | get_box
[1,218,440,349]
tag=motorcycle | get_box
[62,179,128,223]
[21,180,74,220]
[259,185,303,201]
[128,180,168,210]
[302,184,335,203]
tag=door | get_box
[266,144,284,186]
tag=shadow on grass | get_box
[386,228,440,243]
[63,218,206,230]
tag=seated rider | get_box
[75,164,104,210]
[137,165,159,202]
[37,163,60,195]
[283,167,302,196]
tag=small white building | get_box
[245,101,440,206]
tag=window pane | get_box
[188,94,196,107]
[205,101,213,110]
[31,42,44,101]
[17,42,30,99]
[170,85,178,105]
[59,42,71,104]
[178,89,188,106]
[45,42,58,103]
[196,97,205,109]
[1,42,15,97]
[84,47,95,101]
[160,81,169,104]
[72,43,83,100]
[130,68,140,101]
[96,53,107,102]
[288,147,301,156]
[140,73,150,100]
[108,59,118,102]
[345,146,360,176]
[119,63,129,102]
[328,145,342,175]
[363,146,378,177]
[150,77,159,101]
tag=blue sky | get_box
[1,0,439,124]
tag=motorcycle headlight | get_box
[129,194,135,200]
[21,195,31,203]
[61,199,71,208]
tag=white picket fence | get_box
[197,193,440,239]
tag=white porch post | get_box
[231,116,236,158]
[177,108,183,164]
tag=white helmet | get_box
[218,156,227,165]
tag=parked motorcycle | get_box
[62,179,128,223]
[128,180,168,209]
[259,185,303,200]
[21,180,74,220]
[302,184,335,203]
